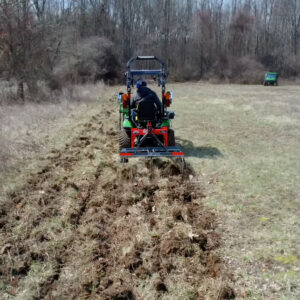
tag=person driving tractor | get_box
[130,79,162,118]
[119,56,183,164]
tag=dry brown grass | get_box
[2,81,299,299]
[170,82,300,299]
[0,82,105,187]
[0,85,233,299]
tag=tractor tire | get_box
[168,129,175,147]
[119,129,131,149]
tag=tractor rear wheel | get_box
[168,129,175,146]
[119,129,131,149]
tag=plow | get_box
[118,56,184,165]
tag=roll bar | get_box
[126,56,168,121]
[126,56,166,67]
[126,56,167,92]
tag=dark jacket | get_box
[131,86,162,112]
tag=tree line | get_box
[0,0,300,100]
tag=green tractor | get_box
[118,56,184,163]
[264,72,279,86]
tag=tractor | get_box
[264,72,279,86]
[118,56,184,164]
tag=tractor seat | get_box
[135,99,161,126]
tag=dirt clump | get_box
[123,245,144,273]
[103,283,135,300]
[217,285,236,299]
[160,229,195,257]
[154,279,168,292]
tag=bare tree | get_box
[1,0,300,95]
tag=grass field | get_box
[0,82,299,299]
[169,83,300,299]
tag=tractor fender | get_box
[161,119,171,127]
[122,119,133,128]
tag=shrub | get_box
[281,55,300,77]
[52,36,121,88]
[228,56,265,84]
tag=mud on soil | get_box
[0,95,234,299]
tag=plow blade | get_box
[120,146,184,158]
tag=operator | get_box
[130,79,162,116]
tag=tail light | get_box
[164,91,173,107]
[122,93,130,108]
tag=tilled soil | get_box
[0,95,234,299]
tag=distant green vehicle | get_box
[264,72,279,86]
